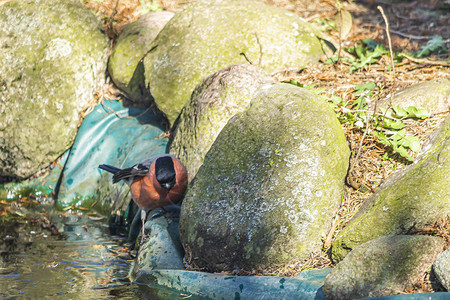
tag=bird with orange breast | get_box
[98,155,188,239]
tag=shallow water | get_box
[0,210,194,299]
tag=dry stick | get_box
[323,214,340,249]
[337,1,343,63]
[400,53,450,66]
[109,0,120,35]
[378,6,396,91]
[254,32,263,66]
[346,6,396,190]
[101,99,152,119]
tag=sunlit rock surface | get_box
[0,0,108,178]
[108,11,174,106]
[143,0,333,126]
[434,248,450,291]
[332,116,450,262]
[324,235,444,299]
[379,78,449,114]
[170,64,275,181]
[179,83,349,271]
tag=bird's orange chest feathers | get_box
[129,158,188,209]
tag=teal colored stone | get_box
[134,268,332,300]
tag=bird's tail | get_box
[98,164,121,174]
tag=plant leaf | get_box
[405,106,430,119]
[416,36,447,58]
[383,119,406,130]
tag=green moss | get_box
[179,83,349,271]
[332,117,450,262]
[0,0,108,178]
[144,0,332,126]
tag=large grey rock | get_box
[144,0,333,126]
[434,248,450,291]
[0,0,109,178]
[108,11,174,106]
[179,83,350,271]
[324,235,445,299]
[332,116,450,262]
[380,78,449,114]
[170,64,275,181]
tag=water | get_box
[0,210,193,299]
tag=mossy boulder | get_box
[170,64,275,181]
[108,11,174,106]
[179,83,350,271]
[332,116,450,262]
[434,248,450,291]
[324,235,444,299]
[379,78,449,114]
[143,0,333,126]
[0,0,108,178]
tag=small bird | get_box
[98,155,188,239]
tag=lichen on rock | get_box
[0,0,109,178]
[332,116,450,262]
[143,0,333,126]
[179,82,349,271]
[170,63,275,181]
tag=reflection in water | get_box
[0,211,191,299]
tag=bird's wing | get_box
[98,164,121,174]
[111,154,176,183]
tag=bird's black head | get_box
[155,156,176,191]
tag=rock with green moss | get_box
[0,0,108,179]
[143,0,333,126]
[379,78,449,114]
[179,83,349,271]
[324,235,444,299]
[332,116,450,262]
[434,248,450,291]
[108,11,174,106]
[170,64,275,181]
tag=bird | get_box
[98,155,188,239]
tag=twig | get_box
[336,1,343,63]
[347,104,371,190]
[388,29,433,40]
[378,6,395,88]
[324,214,340,248]
[377,6,395,128]
[254,32,263,66]
[101,99,152,119]
[109,0,120,36]
[400,53,450,66]
[140,45,158,62]
[240,52,253,65]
